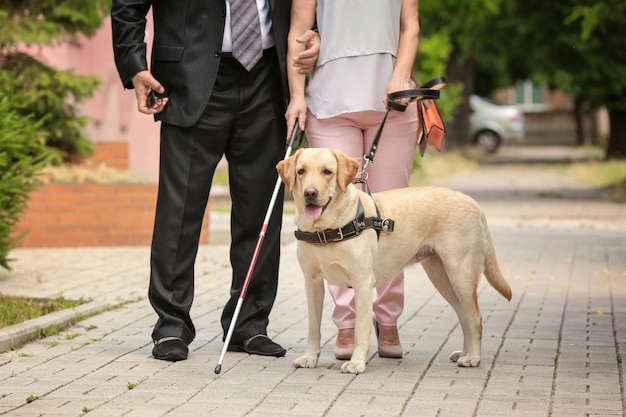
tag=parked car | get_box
[469,95,525,153]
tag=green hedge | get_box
[0,98,57,270]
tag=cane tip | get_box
[214,364,222,374]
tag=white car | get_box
[469,95,525,153]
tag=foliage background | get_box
[418,0,626,158]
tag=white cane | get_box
[214,124,300,375]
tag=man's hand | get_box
[131,70,169,114]
[293,29,320,74]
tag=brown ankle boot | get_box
[334,328,354,360]
[374,320,403,358]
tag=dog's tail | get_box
[482,216,512,301]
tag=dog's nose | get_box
[303,187,318,199]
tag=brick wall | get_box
[88,142,129,170]
[16,183,210,248]
[16,142,211,248]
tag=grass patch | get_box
[538,157,626,202]
[3,300,123,351]
[0,294,85,328]
[538,191,565,199]
[410,149,477,185]
[25,395,39,403]
[568,159,626,187]
[568,160,626,201]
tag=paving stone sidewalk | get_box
[0,146,625,417]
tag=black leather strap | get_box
[386,88,440,112]
[359,77,446,169]
[386,77,446,110]
[422,76,448,89]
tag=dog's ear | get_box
[276,149,302,192]
[331,149,360,192]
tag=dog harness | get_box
[294,197,394,244]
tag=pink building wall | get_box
[29,16,161,181]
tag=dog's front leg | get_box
[293,276,325,369]
[341,282,373,374]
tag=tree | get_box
[419,0,507,149]
[564,1,626,159]
[0,0,110,158]
[421,0,626,159]
[500,0,626,159]
[0,0,109,269]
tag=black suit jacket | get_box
[111,0,291,128]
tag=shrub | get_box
[0,98,57,270]
[0,1,109,268]
[0,52,100,159]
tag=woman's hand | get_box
[384,76,415,108]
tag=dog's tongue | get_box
[304,204,323,220]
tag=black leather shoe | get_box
[152,337,188,361]
[227,335,286,357]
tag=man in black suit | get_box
[111,0,319,361]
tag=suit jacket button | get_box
[214,51,221,58]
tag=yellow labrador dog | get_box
[276,148,512,374]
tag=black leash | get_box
[353,77,446,193]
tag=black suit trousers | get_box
[148,48,287,345]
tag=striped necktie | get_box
[230,0,263,71]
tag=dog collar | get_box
[294,198,394,244]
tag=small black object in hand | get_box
[147,89,168,107]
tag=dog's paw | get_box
[449,351,464,362]
[293,355,318,369]
[450,351,480,367]
[457,355,481,367]
[341,360,366,374]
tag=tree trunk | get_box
[444,47,475,149]
[605,108,626,160]
[574,97,585,146]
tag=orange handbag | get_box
[386,77,447,156]
[416,77,447,156]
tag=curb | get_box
[0,300,111,352]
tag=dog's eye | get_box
[297,168,305,176]
[323,169,332,176]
